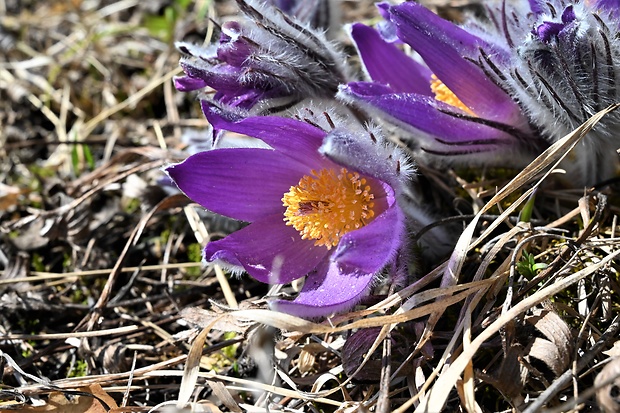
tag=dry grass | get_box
[1,0,619,412]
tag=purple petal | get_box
[534,5,578,42]
[561,5,576,23]
[271,259,376,318]
[179,61,246,94]
[174,75,208,92]
[217,22,254,66]
[389,2,489,55]
[205,214,329,284]
[376,2,391,21]
[595,0,620,7]
[387,3,520,122]
[270,0,296,13]
[203,103,328,168]
[528,0,545,15]
[595,0,620,15]
[179,60,284,105]
[165,148,309,222]
[533,21,566,43]
[375,2,399,42]
[340,83,524,151]
[212,89,266,109]
[332,204,403,274]
[349,23,432,95]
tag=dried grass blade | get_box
[81,67,183,139]
[214,264,238,309]
[82,194,190,331]
[2,326,139,341]
[443,103,620,290]
[484,103,620,210]
[416,248,620,412]
[177,316,224,408]
[206,380,242,412]
[0,262,202,286]
[230,282,491,334]
[419,104,620,385]
[461,312,478,413]
[413,106,619,411]
[151,370,345,407]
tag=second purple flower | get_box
[340,0,620,186]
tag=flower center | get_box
[430,74,476,116]
[282,168,376,249]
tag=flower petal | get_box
[203,103,327,168]
[375,2,399,42]
[339,82,528,152]
[332,204,403,274]
[387,2,521,123]
[349,23,432,95]
[205,214,329,284]
[595,0,620,15]
[271,259,376,318]
[174,75,208,92]
[528,0,546,15]
[165,148,309,222]
[389,2,497,56]
[179,55,236,84]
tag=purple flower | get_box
[340,0,620,185]
[174,0,348,114]
[165,104,411,318]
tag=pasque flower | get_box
[175,0,348,113]
[340,0,620,185]
[165,104,411,318]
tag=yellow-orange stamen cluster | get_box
[430,74,476,116]
[282,168,376,249]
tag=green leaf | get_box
[83,144,95,170]
[516,250,546,279]
[518,189,537,223]
[144,14,173,42]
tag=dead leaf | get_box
[22,384,118,413]
[0,183,24,211]
[94,343,131,374]
[342,328,413,382]
[342,328,384,381]
[526,309,573,363]
[481,308,573,402]
[205,380,241,413]
[180,305,257,334]
[596,357,620,413]
[603,342,620,358]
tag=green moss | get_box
[159,228,171,245]
[31,253,45,272]
[67,359,88,378]
[222,332,238,359]
[28,164,56,179]
[124,198,142,214]
[186,243,203,277]
[21,346,33,358]
[70,287,90,305]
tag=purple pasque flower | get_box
[340,0,620,186]
[175,0,348,114]
[165,104,412,318]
